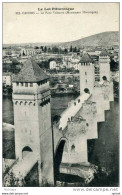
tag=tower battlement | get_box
[79,50,112,95]
[12,58,54,185]
[79,53,94,95]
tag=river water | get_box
[2,95,119,186]
[2,94,78,125]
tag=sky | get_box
[3,2,119,44]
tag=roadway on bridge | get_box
[10,152,38,178]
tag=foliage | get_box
[22,51,25,56]
[52,47,59,53]
[44,46,47,53]
[70,45,73,52]
[4,171,25,187]
[34,46,39,49]
[41,179,54,187]
[110,58,119,71]
[113,80,119,98]
[85,164,119,187]
[37,60,49,69]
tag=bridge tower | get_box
[12,58,54,185]
[99,50,110,81]
[79,53,95,95]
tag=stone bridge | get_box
[3,80,113,186]
[3,55,114,186]
[53,81,113,181]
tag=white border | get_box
[0,1,121,195]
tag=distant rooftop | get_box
[80,53,93,63]
[100,50,109,56]
[12,58,49,82]
[3,72,12,76]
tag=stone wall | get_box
[53,80,114,168]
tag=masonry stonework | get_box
[12,59,54,185]
[4,50,114,186]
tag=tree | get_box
[44,46,47,53]
[11,59,20,73]
[34,46,39,49]
[70,45,73,52]
[52,47,59,53]
[23,51,25,56]
[77,48,80,53]
[40,46,44,51]
[48,47,51,53]
[110,58,119,71]
[12,59,19,66]
[64,48,68,54]
[59,48,63,54]
[73,47,77,52]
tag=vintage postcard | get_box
[2,2,120,194]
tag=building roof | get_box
[100,50,109,56]
[12,58,49,82]
[80,53,93,63]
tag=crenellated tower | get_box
[12,58,54,185]
[79,53,95,95]
[99,50,110,81]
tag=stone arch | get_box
[54,137,69,180]
[20,101,23,105]
[55,137,69,154]
[22,146,32,159]
[24,101,28,105]
[29,101,33,106]
[84,88,90,94]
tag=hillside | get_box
[55,31,119,48]
[3,31,119,48]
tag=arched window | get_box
[102,76,107,81]
[22,146,32,159]
[84,88,90,94]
